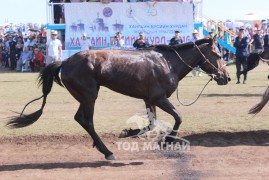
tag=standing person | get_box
[133,32,150,49]
[264,29,269,48]
[80,33,92,51]
[169,30,183,45]
[0,38,5,67]
[46,30,62,65]
[111,32,124,48]
[39,37,47,56]
[234,27,249,84]
[253,28,264,54]
[49,0,61,24]
[190,29,202,77]
[15,37,24,61]
[8,36,17,70]
[190,29,199,42]
[28,36,36,47]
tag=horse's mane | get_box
[151,38,212,52]
[195,38,212,46]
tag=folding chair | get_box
[21,60,31,72]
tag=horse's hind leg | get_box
[119,101,156,138]
[75,103,114,160]
[63,79,114,160]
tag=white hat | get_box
[51,30,58,35]
[82,33,87,36]
[192,29,198,34]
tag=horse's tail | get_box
[249,86,269,114]
[7,62,64,128]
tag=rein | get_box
[176,77,213,106]
[171,43,221,106]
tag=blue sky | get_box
[0,0,268,24]
[203,0,269,21]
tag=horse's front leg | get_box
[155,97,182,143]
[119,101,156,138]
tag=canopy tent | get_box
[235,13,262,28]
[241,13,262,21]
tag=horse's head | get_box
[195,37,231,85]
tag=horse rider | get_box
[234,27,250,84]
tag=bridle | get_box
[171,42,229,106]
[171,43,228,78]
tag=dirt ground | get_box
[0,131,269,180]
[0,63,269,179]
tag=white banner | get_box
[65,2,194,49]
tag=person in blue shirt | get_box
[16,46,33,72]
[234,27,249,84]
[111,32,124,48]
[169,31,183,46]
[264,29,269,48]
[253,28,264,54]
[133,32,150,49]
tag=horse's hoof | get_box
[106,154,115,160]
[164,136,175,143]
[158,136,175,147]
[119,129,128,138]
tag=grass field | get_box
[0,63,268,137]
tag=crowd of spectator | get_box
[0,24,47,72]
[1,17,269,74]
[205,19,269,62]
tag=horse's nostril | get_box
[228,77,231,81]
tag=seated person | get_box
[111,32,124,48]
[133,32,150,49]
[16,46,33,72]
[169,30,183,45]
[30,48,45,72]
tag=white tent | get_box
[241,13,262,21]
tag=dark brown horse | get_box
[245,47,269,72]
[7,38,230,160]
[248,47,269,114]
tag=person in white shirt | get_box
[46,30,62,65]
[190,29,202,77]
[80,33,92,51]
